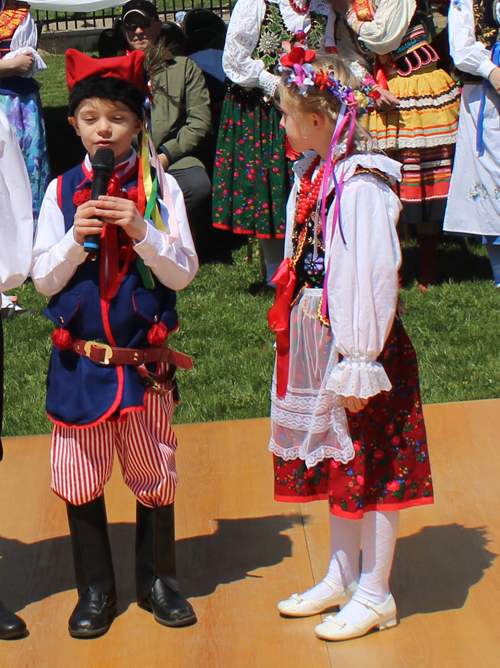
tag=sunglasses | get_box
[124,16,151,31]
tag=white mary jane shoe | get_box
[277,580,356,618]
[314,594,398,641]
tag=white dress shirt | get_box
[31,151,198,296]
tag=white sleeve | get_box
[133,173,198,291]
[325,174,402,399]
[346,0,416,55]
[448,0,496,79]
[4,12,47,76]
[31,179,88,296]
[0,111,33,292]
[222,0,270,89]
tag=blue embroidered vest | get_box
[44,161,178,427]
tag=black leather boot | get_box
[0,600,26,639]
[136,502,196,627]
[66,497,117,638]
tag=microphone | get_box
[83,148,115,255]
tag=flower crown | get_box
[278,46,379,110]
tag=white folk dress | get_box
[444,0,500,241]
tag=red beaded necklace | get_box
[296,156,326,226]
[289,0,311,15]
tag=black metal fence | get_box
[34,0,233,33]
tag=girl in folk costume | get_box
[444,0,500,286]
[0,0,49,223]
[213,0,373,288]
[330,0,461,289]
[268,52,433,641]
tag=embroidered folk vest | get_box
[253,1,327,70]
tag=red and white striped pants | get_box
[50,390,178,507]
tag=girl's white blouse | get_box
[285,151,403,399]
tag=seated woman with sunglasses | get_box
[120,0,212,254]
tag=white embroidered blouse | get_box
[346,0,416,55]
[0,0,47,76]
[285,151,402,400]
[222,0,336,96]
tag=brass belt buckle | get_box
[84,341,113,365]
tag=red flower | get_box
[280,46,316,68]
[385,423,395,435]
[303,469,316,480]
[52,328,73,350]
[391,436,401,446]
[353,440,362,452]
[147,321,168,346]
[356,475,365,486]
[374,449,384,459]
[387,481,400,492]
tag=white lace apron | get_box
[269,288,355,468]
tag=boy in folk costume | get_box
[31,50,198,638]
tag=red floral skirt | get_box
[273,318,434,519]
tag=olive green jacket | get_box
[150,55,212,171]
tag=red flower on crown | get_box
[280,46,316,69]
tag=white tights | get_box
[301,510,399,623]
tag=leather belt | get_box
[71,338,193,370]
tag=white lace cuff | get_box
[326,359,392,399]
[258,70,280,97]
[4,47,47,76]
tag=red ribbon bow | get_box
[267,259,297,399]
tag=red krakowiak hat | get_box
[65,48,146,93]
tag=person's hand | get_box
[327,0,354,14]
[92,195,147,242]
[73,200,106,246]
[488,66,500,94]
[158,152,169,170]
[341,396,369,413]
[9,53,34,75]
[374,86,399,110]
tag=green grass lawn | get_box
[3,56,499,438]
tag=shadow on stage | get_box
[0,514,303,616]
[0,520,495,620]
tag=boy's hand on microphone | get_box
[73,200,105,246]
[93,195,147,242]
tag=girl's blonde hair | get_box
[276,54,376,149]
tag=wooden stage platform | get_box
[0,399,499,667]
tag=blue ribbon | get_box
[477,42,500,154]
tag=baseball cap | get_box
[122,0,159,23]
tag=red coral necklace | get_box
[289,0,311,15]
[296,156,326,226]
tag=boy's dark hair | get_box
[68,75,144,118]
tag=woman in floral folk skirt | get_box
[268,51,433,642]
[213,0,336,286]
